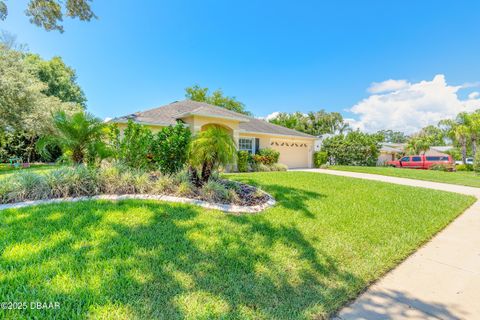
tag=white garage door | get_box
[270,140,310,168]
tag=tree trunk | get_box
[72,148,84,164]
[188,166,202,188]
[201,161,214,183]
[472,137,477,159]
[462,139,467,164]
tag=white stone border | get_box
[0,193,276,214]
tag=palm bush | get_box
[189,126,237,184]
[37,111,108,165]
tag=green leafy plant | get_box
[153,122,191,175]
[321,130,382,166]
[456,164,473,171]
[37,111,107,165]
[189,126,237,184]
[473,152,480,173]
[116,120,155,169]
[429,163,450,172]
[252,148,279,165]
[237,151,250,172]
[313,151,328,167]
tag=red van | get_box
[386,155,454,170]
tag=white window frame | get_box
[238,137,255,153]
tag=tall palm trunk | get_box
[472,136,477,159]
[461,138,467,164]
[201,161,214,183]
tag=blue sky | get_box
[2,0,480,132]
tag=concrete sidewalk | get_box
[298,169,480,320]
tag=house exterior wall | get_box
[378,151,395,165]
[239,132,314,168]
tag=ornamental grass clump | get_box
[5,172,50,203]
[47,166,98,198]
[200,180,231,203]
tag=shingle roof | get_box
[112,100,316,139]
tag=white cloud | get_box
[367,79,409,94]
[349,74,480,134]
[264,111,280,121]
[468,91,479,99]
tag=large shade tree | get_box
[185,85,251,115]
[269,110,350,136]
[0,0,96,32]
[0,44,81,161]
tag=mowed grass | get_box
[330,165,480,188]
[0,164,57,179]
[0,172,474,319]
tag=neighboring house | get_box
[378,143,454,165]
[110,100,317,168]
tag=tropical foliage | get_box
[313,151,328,167]
[185,85,251,115]
[37,111,107,165]
[153,122,191,175]
[188,126,237,184]
[251,148,280,165]
[269,110,349,136]
[321,131,382,166]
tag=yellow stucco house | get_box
[110,100,317,168]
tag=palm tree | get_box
[37,111,107,164]
[454,124,470,164]
[468,112,480,158]
[406,134,431,155]
[189,126,237,184]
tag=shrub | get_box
[112,120,155,170]
[321,131,382,166]
[474,152,480,173]
[153,122,191,175]
[429,163,450,172]
[237,151,250,172]
[456,164,473,171]
[270,163,288,171]
[6,172,50,203]
[200,180,230,203]
[253,163,271,172]
[252,148,280,165]
[313,151,328,167]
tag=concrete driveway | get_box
[297,169,480,320]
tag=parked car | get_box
[387,155,454,170]
[455,157,473,165]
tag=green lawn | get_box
[328,165,480,188]
[0,164,58,179]
[0,172,474,319]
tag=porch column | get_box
[232,129,240,148]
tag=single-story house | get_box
[110,100,317,168]
[378,143,454,165]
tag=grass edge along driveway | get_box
[329,165,480,188]
[0,171,475,319]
